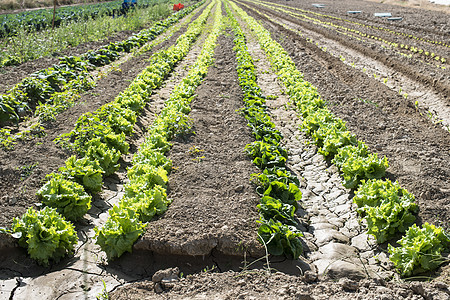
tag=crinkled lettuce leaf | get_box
[389,223,450,276]
[37,174,92,221]
[58,155,104,193]
[94,206,146,259]
[354,179,418,243]
[11,207,77,266]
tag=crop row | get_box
[236,3,450,135]
[0,0,162,39]
[95,0,223,260]
[227,3,303,259]
[1,0,214,266]
[265,0,450,50]
[231,1,450,277]
[257,0,450,53]
[0,2,203,150]
[248,0,447,68]
[0,3,171,68]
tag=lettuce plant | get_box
[37,174,92,221]
[333,143,388,189]
[389,223,450,276]
[258,218,303,259]
[354,179,418,243]
[263,181,302,210]
[119,185,171,222]
[258,197,297,226]
[341,153,388,189]
[95,206,146,259]
[127,164,168,188]
[11,207,78,266]
[252,167,299,191]
[132,148,172,172]
[85,139,121,176]
[245,141,287,169]
[58,155,104,193]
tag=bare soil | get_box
[110,270,450,300]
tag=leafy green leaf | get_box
[354,179,418,243]
[120,185,171,222]
[85,139,121,176]
[389,223,450,276]
[258,196,297,226]
[257,218,303,259]
[37,174,92,221]
[58,155,104,193]
[11,207,77,266]
[94,206,146,260]
[263,181,301,210]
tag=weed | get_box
[355,97,379,107]
[18,162,39,180]
[96,280,109,300]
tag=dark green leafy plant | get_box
[262,181,302,210]
[252,167,299,191]
[258,197,297,226]
[245,141,287,169]
[257,218,303,259]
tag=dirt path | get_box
[110,270,450,299]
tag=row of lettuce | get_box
[2,1,213,266]
[0,2,203,150]
[247,0,447,69]
[230,1,450,277]
[258,0,450,50]
[252,0,448,66]
[0,0,164,39]
[95,0,223,259]
[227,3,304,259]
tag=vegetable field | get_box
[0,0,449,298]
